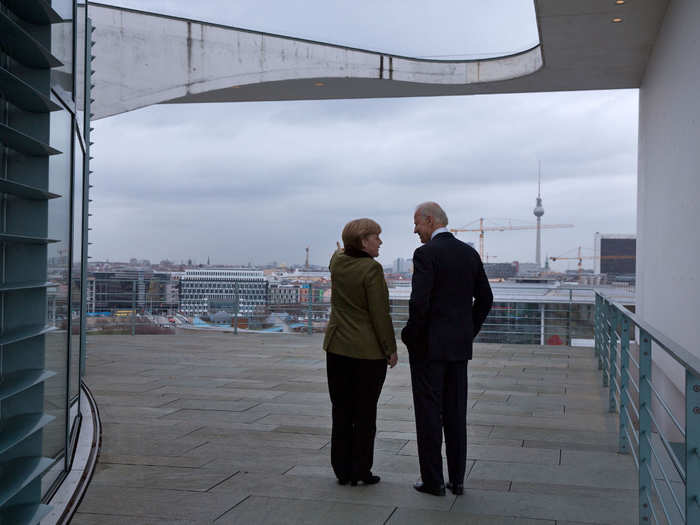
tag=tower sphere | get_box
[533,196,544,218]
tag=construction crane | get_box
[550,246,635,277]
[450,218,574,260]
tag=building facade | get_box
[0,0,93,519]
[593,233,636,278]
[179,268,268,315]
[268,283,300,305]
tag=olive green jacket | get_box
[323,250,397,360]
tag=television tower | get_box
[533,165,545,267]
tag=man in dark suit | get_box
[402,202,493,496]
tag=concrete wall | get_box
[637,0,700,438]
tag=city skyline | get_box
[91,89,637,271]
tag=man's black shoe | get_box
[413,481,446,496]
[446,482,464,495]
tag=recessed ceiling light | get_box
[612,17,623,23]
[615,0,625,5]
[314,82,325,87]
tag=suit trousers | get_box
[326,351,387,481]
[409,357,468,487]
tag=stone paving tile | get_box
[98,452,214,468]
[523,439,618,454]
[72,513,200,525]
[211,472,457,511]
[90,463,237,491]
[387,508,554,525]
[469,459,637,490]
[451,488,636,524]
[78,334,637,524]
[159,398,262,411]
[76,484,245,521]
[215,496,393,524]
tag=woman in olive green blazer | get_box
[324,218,398,486]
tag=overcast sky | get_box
[90,2,638,271]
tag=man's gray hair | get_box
[415,202,448,226]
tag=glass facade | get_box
[0,0,91,512]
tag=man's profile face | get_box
[413,212,434,244]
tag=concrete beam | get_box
[87,3,543,119]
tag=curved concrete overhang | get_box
[87,0,668,119]
[87,3,542,119]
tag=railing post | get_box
[602,300,610,388]
[567,289,573,346]
[639,330,652,524]
[619,316,630,453]
[307,284,313,335]
[539,303,545,346]
[233,282,239,335]
[595,294,603,370]
[609,305,618,413]
[686,368,700,525]
[131,280,136,336]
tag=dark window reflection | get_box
[70,136,84,401]
[44,105,72,459]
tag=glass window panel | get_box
[76,3,87,133]
[44,104,72,459]
[51,0,74,98]
[70,133,84,401]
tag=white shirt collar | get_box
[431,227,449,240]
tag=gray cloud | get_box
[91,89,638,269]
[88,2,637,269]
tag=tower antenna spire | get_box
[534,162,545,268]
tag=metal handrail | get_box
[644,375,686,438]
[646,461,675,525]
[596,290,700,525]
[600,293,700,376]
[648,434,686,520]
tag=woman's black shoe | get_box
[350,474,381,486]
[337,478,350,486]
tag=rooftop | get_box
[75,332,637,523]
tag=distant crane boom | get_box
[449,217,574,259]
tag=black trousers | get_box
[326,351,387,481]
[409,357,468,487]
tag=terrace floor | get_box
[73,333,637,524]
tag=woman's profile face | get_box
[362,233,382,258]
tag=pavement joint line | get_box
[240,401,263,412]
[176,425,206,439]
[206,470,241,492]
[281,464,297,475]
[180,440,209,455]
[382,506,399,524]
[213,493,250,522]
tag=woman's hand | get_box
[387,352,398,368]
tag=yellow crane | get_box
[450,218,574,259]
[550,246,635,277]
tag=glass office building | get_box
[0,0,91,521]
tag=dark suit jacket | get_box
[401,232,493,361]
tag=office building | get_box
[179,268,268,315]
[594,233,636,278]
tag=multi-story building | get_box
[594,233,636,279]
[88,270,178,314]
[392,257,411,274]
[179,268,268,315]
[484,262,518,280]
[269,283,300,305]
